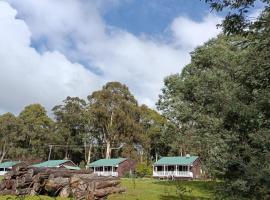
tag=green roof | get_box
[32,160,74,168]
[0,161,20,168]
[88,158,127,167]
[154,156,199,166]
[62,165,81,170]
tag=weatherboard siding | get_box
[117,159,136,177]
[191,158,201,179]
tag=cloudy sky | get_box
[0,0,225,114]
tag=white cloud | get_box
[1,0,222,113]
[0,1,100,114]
[171,14,222,49]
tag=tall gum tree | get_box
[0,113,23,162]
[19,104,54,159]
[53,97,89,162]
[87,82,141,159]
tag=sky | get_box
[0,0,228,114]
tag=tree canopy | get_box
[158,6,270,198]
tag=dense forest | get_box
[0,0,270,199]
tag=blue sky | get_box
[102,0,211,35]
[0,0,263,114]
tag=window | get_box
[167,166,175,171]
[178,166,188,171]
[157,166,163,171]
[95,167,103,171]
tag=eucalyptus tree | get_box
[139,105,170,163]
[52,97,89,162]
[87,82,141,159]
[0,113,23,162]
[19,104,54,159]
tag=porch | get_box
[0,167,12,175]
[92,166,119,177]
[153,165,193,178]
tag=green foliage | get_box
[0,113,24,162]
[204,0,270,34]
[52,97,88,162]
[87,82,142,159]
[19,104,54,159]
[135,162,152,177]
[79,160,85,169]
[139,105,170,163]
[158,9,270,199]
[0,80,165,167]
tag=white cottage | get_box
[0,161,21,175]
[88,158,135,177]
[153,155,201,179]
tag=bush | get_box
[135,162,152,177]
[79,160,86,169]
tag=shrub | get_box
[79,160,86,169]
[135,163,152,177]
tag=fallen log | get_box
[5,179,15,190]
[59,185,71,198]
[94,186,125,198]
[0,182,5,190]
[15,188,32,195]
[0,189,16,195]
[44,177,69,192]
[95,180,121,189]
[0,165,124,199]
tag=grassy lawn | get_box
[109,178,216,200]
[0,177,216,200]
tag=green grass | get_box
[0,177,216,200]
[109,178,216,200]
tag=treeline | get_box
[0,82,172,166]
[157,0,270,199]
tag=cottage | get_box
[32,160,80,170]
[153,155,201,179]
[0,161,22,175]
[88,158,135,177]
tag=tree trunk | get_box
[44,177,69,192]
[0,140,7,163]
[0,152,6,163]
[105,141,111,159]
[84,141,87,163]
[64,145,69,159]
[86,144,92,166]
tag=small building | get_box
[0,161,22,175]
[88,158,135,177]
[153,155,201,179]
[32,160,80,170]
